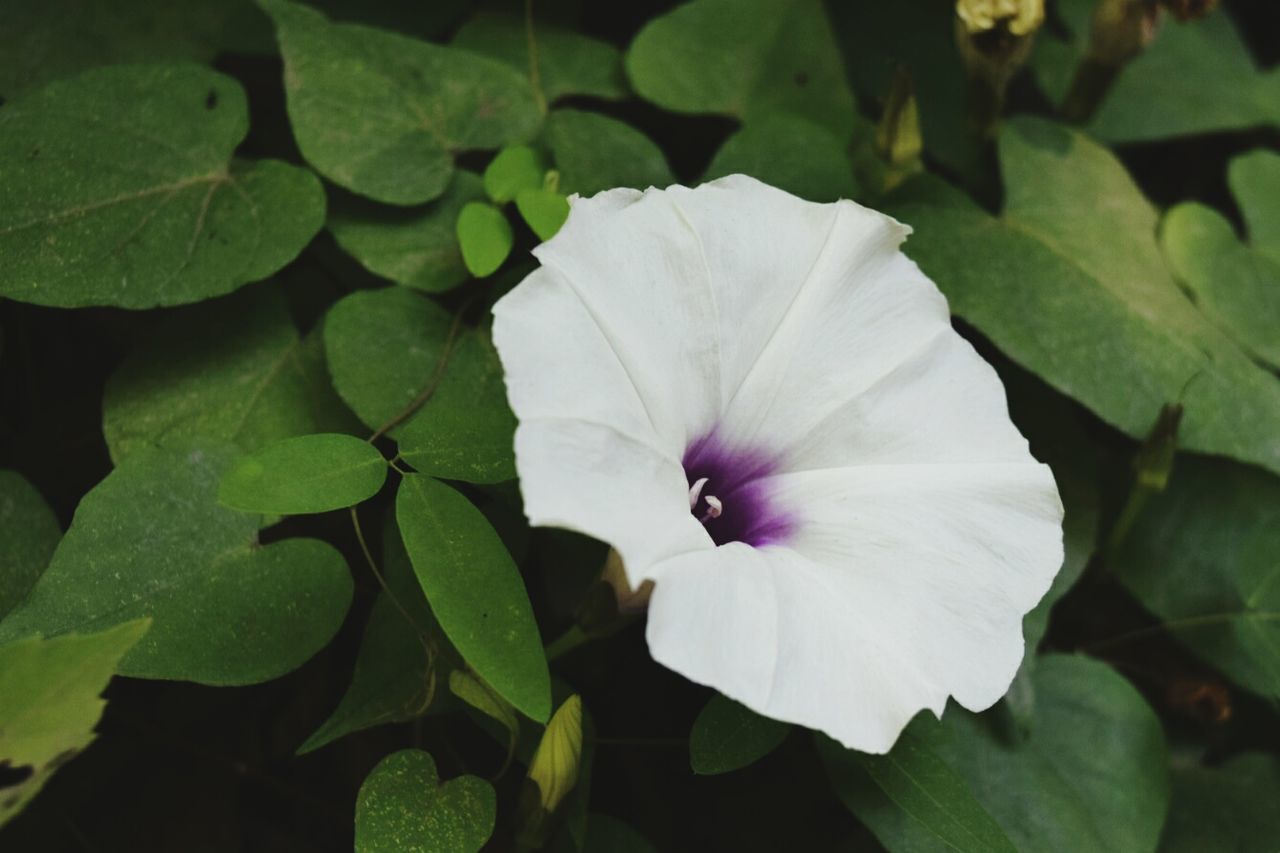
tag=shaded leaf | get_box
[456,202,513,278]
[0,443,352,684]
[1159,753,1280,852]
[689,693,789,776]
[0,620,150,827]
[543,109,673,197]
[1114,456,1280,702]
[1231,149,1280,264]
[0,471,61,620]
[703,113,858,202]
[580,815,658,853]
[449,670,519,749]
[888,117,1280,476]
[0,64,324,308]
[625,0,856,135]
[453,12,627,104]
[328,171,486,293]
[263,0,540,205]
[102,287,353,462]
[395,475,550,722]
[355,750,495,853]
[219,433,386,514]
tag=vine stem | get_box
[524,0,547,114]
[1083,610,1280,653]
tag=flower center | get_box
[683,432,794,548]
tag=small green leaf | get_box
[263,0,540,205]
[703,113,858,202]
[625,0,856,135]
[819,718,1016,853]
[0,471,61,620]
[1231,149,1280,263]
[102,287,354,463]
[0,64,324,308]
[0,443,353,685]
[515,187,570,241]
[453,12,627,104]
[355,750,495,853]
[219,433,386,515]
[395,475,550,722]
[543,109,673,196]
[449,670,519,752]
[323,286,453,436]
[0,619,150,827]
[689,693,789,775]
[456,202,514,277]
[1160,753,1280,852]
[484,146,546,204]
[328,171,487,293]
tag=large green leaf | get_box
[1,0,265,100]
[0,64,324,308]
[703,113,858,202]
[819,719,1015,853]
[219,433,386,515]
[689,694,789,776]
[624,0,856,135]
[102,288,354,463]
[1033,0,1280,143]
[543,109,673,197]
[1114,456,1280,702]
[827,656,1168,853]
[1231,150,1280,264]
[327,172,486,293]
[0,443,352,684]
[888,117,1280,476]
[1159,753,1280,852]
[452,13,627,105]
[0,620,150,827]
[395,475,550,722]
[0,471,61,620]
[397,327,516,484]
[323,286,453,436]
[355,750,495,853]
[263,0,541,205]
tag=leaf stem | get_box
[544,624,591,662]
[367,300,472,443]
[525,0,547,114]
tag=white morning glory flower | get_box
[491,175,1064,754]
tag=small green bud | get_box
[875,67,923,191]
[516,695,585,848]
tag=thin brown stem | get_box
[368,301,472,443]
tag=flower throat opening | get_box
[682,432,795,548]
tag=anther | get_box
[688,477,709,509]
[700,495,723,523]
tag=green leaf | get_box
[625,0,856,135]
[689,693,789,776]
[102,287,354,463]
[581,815,659,853]
[300,514,454,754]
[1032,0,1280,144]
[452,12,627,104]
[484,146,547,204]
[827,656,1168,853]
[515,188,570,241]
[1114,456,1280,702]
[263,0,541,205]
[327,171,486,293]
[0,620,150,827]
[1159,753,1280,852]
[0,64,324,309]
[395,475,550,722]
[0,471,61,620]
[819,718,1015,853]
[219,433,386,515]
[449,670,519,750]
[456,202,514,278]
[1,0,265,100]
[1231,149,1280,263]
[1160,202,1280,370]
[703,113,858,202]
[323,286,452,436]
[887,117,1280,477]
[0,443,353,685]
[543,109,673,197]
[355,750,495,853]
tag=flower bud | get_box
[875,67,923,191]
[954,0,1045,135]
[515,695,584,848]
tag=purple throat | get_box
[682,432,794,548]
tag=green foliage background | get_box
[1,0,1279,850]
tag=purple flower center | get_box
[683,432,794,548]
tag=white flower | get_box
[492,175,1064,754]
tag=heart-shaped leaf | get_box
[543,109,672,197]
[355,749,495,853]
[0,64,324,308]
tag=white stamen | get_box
[701,494,723,522]
[688,477,709,508]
